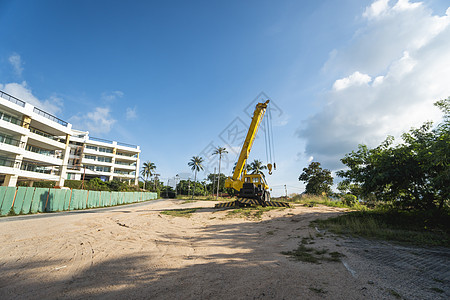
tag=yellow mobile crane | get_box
[215,100,289,208]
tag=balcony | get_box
[89,137,113,144]
[21,161,60,175]
[0,111,24,126]
[25,145,59,157]
[28,126,66,150]
[29,126,60,141]
[0,90,25,108]
[22,144,63,167]
[113,170,135,178]
[117,141,138,149]
[0,156,21,168]
[33,107,68,127]
[0,133,25,148]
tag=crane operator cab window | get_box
[252,177,260,183]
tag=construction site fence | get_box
[0,186,158,216]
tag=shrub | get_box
[64,180,83,189]
[342,194,358,207]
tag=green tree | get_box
[207,173,226,194]
[141,161,156,190]
[299,162,333,195]
[188,156,204,198]
[108,179,129,191]
[247,159,268,175]
[337,97,449,210]
[212,146,228,198]
[86,178,108,191]
[177,180,205,196]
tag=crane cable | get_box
[264,101,276,174]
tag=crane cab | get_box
[239,173,270,202]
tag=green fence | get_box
[0,187,158,216]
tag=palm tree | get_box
[212,146,228,199]
[188,156,204,198]
[247,159,267,175]
[141,161,156,190]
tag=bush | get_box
[64,180,83,189]
[18,181,55,188]
[341,194,358,207]
[85,178,108,191]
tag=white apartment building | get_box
[0,90,140,187]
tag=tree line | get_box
[299,97,449,211]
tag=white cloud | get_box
[126,106,137,120]
[298,0,450,170]
[333,71,372,91]
[101,91,124,102]
[324,0,450,77]
[8,53,24,76]
[0,81,63,115]
[393,0,422,12]
[363,0,390,19]
[70,107,116,134]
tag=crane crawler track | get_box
[215,198,290,208]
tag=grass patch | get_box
[180,200,196,204]
[226,206,282,220]
[282,245,318,263]
[313,209,450,247]
[282,244,345,263]
[279,194,365,210]
[160,208,197,217]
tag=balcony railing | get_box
[29,126,60,141]
[114,170,131,175]
[0,111,23,126]
[25,145,62,159]
[33,107,68,127]
[0,90,25,107]
[0,133,25,148]
[116,152,138,158]
[115,161,136,166]
[0,156,21,168]
[0,156,60,175]
[21,161,60,175]
[89,137,113,144]
[117,141,137,149]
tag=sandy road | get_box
[0,200,447,299]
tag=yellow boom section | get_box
[225,100,269,191]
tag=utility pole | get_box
[154,174,160,191]
[175,174,179,197]
[81,165,86,189]
[166,178,169,198]
[284,184,288,199]
[212,167,216,197]
[216,153,222,200]
[188,178,191,197]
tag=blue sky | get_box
[1,0,449,196]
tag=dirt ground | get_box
[0,200,448,299]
